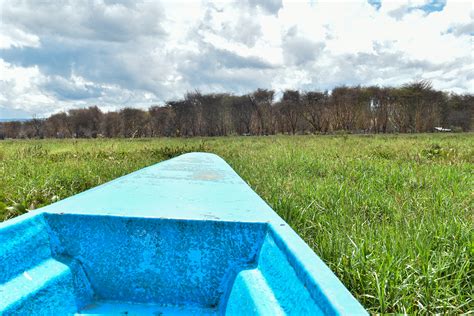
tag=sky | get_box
[0,0,472,119]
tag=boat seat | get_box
[226,234,325,315]
[0,258,78,315]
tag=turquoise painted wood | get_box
[0,153,367,315]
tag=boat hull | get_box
[0,153,366,315]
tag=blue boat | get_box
[0,153,366,315]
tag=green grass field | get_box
[0,134,472,314]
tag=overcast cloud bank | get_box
[0,0,472,118]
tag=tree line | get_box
[1,81,472,139]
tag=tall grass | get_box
[0,134,472,313]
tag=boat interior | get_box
[0,213,325,315]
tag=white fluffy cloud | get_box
[0,0,472,118]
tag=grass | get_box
[0,134,473,314]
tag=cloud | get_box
[380,0,446,19]
[246,0,283,15]
[0,59,159,118]
[0,0,166,42]
[43,75,104,101]
[221,14,263,47]
[0,0,472,118]
[0,23,40,49]
[282,26,325,66]
[0,59,58,116]
[447,22,474,37]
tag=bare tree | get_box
[280,90,301,134]
[119,108,148,138]
[301,91,328,133]
[248,89,275,135]
[68,106,103,138]
[1,82,471,139]
[45,112,71,138]
[149,105,174,136]
[101,112,121,138]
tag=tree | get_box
[68,106,103,138]
[1,121,22,138]
[119,108,149,138]
[101,112,121,138]
[45,112,71,138]
[231,95,253,135]
[280,90,301,134]
[0,83,471,139]
[248,89,275,135]
[446,93,473,131]
[22,118,45,138]
[301,91,328,133]
[149,105,174,136]
[368,87,390,133]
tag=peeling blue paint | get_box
[0,153,367,315]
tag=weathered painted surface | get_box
[0,153,367,315]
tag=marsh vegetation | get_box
[0,134,472,313]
